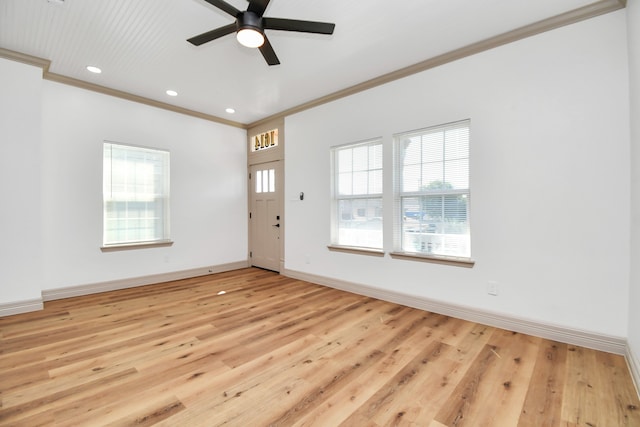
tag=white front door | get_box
[250,161,282,272]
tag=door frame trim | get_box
[247,118,285,272]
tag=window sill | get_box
[327,245,385,257]
[101,240,174,252]
[389,251,475,268]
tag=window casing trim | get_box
[389,251,475,267]
[327,244,385,257]
[101,240,174,252]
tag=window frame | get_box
[329,138,384,253]
[392,120,473,265]
[101,141,172,250]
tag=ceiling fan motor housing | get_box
[237,11,263,33]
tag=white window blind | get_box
[394,120,470,258]
[331,139,383,249]
[103,142,170,246]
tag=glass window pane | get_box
[269,169,275,192]
[338,172,352,196]
[421,163,444,190]
[402,164,421,192]
[353,171,368,194]
[422,132,443,163]
[262,170,269,193]
[445,126,470,161]
[338,149,352,173]
[444,158,469,189]
[352,145,368,171]
[256,169,262,193]
[337,198,382,248]
[369,169,382,194]
[402,137,422,166]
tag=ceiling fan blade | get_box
[247,0,271,17]
[259,36,280,66]
[202,0,241,17]
[262,17,335,35]
[187,23,237,46]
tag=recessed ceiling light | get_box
[225,108,236,114]
[86,65,102,74]
[166,90,178,97]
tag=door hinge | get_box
[249,172,251,180]
[249,251,252,257]
[249,212,252,219]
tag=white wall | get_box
[0,59,44,305]
[0,62,247,311]
[627,0,640,384]
[285,11,630,338]
[40,81,247,289]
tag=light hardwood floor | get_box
[1,268,639,426]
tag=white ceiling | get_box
[0,0,617,125]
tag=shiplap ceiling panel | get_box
[0,0,616,125]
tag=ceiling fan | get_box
[187,0,336,66]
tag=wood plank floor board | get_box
[51,359,231,425]
[0,367,139,424]
[517,340,568,426]
[592,351,640,426]
[163,334,326,426]
[104,395,187,427]
[470,330,541,426]
[1,268,639,426]
[257,307,435,425]
[289,328,439,425]
[291,327,450,426]
[561,346,602,426]
[340,340,455,426]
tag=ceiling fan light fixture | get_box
[236,28,264,48]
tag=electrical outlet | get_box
[487,281,499,296]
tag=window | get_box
[331,139,383,249]
[103,142,170,247]
[394,120,470,258]
[255,168,275,193]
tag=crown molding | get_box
[1,0,626,130]
[0,47,246,129]
[247,0,626,128]
[44,72,246,128]
[0,47,50,72]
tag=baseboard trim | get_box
[42,260,250,302]
[282,268,627,355]
[0,298,44,317]
[626,343,640,399]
